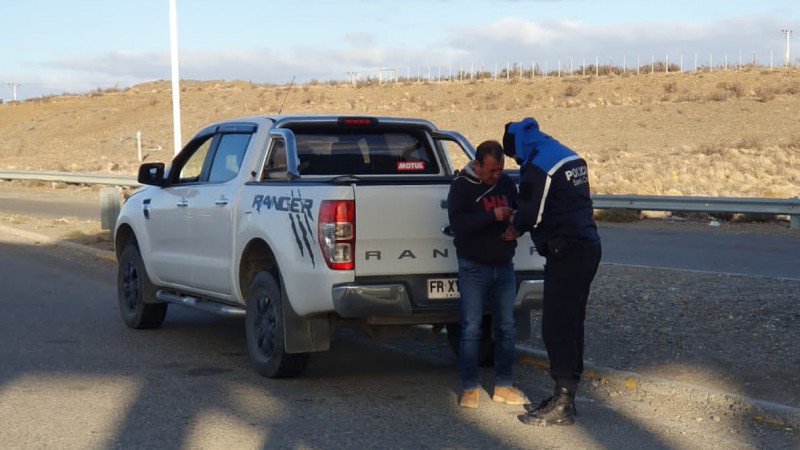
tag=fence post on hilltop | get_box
[136,131,142,162]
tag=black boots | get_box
[518,387,576,426]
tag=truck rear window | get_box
[293,131,440,175]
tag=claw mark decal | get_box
[252,191,316,267]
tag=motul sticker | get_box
[397,161,425,171]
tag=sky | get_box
[1,0,798,101]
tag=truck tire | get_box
[245,271,310,378]
[117,243,167,329]
[446,320,495,367]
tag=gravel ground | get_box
[526,263,800,409]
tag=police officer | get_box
[502,117,601,426]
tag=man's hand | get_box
[493,206,513,222]
[502,224,520,241]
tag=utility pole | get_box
[7,83,20,101]
[782,29,793,67]
[169,0,182,156]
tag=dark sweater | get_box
[447,162,518,265]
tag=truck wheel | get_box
[245,271,309,378]
[446,321,495,367]
[117,243,167,329]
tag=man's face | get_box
[474,154,505,186]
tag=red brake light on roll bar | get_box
[338,117,377,126]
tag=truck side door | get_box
[185,126,255,296]
[143,135,214,287]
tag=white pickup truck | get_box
[114,115,544,378]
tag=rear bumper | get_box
[331,273,544,320]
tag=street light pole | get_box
[781,29,793,67]
[169,0,182,156]
[7,83,20,101]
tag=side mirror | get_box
[137,162,166,187]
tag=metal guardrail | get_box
[0,170,139,187]
[1,169,798,229]
[593,194,800,229]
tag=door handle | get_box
[214,197,229,206]
[176,198,189,207]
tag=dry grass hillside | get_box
[1,68,799,199]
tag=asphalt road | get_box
[598,223,800,280]
[0,195,99,221]
[3,192,798,280]
[0,235,795,449]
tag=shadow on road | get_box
[0,237,796,449]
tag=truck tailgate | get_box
[353,184,543,277]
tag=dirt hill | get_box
[1,68,798,198]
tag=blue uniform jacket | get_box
[506,120,599,256]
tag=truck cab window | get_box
[177,138,212,183]
[208,133,252,183]
[262,140,288,180]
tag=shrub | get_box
[482,91,501,102]
[594,208,641,223]
[724,82,745,98]
[734,136,763,150]
[563,85,582,97]
[780,136,800,150]
[698,143,725,156]
[707,90,729,102]
[712,213,735,222]
[674,92,700,102]
[782,81,800,95]
[670,211,714,221]
[755,87,777,102]
[734,213,779,223]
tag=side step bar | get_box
[156,290,246,317]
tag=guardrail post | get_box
[791,214,799,230]
[100,187,122,231]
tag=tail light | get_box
[318,200,355,270]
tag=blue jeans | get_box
[457,258,517,390]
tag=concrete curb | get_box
[0,224,116,262]
[516,345,799,430]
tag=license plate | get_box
[427,278,460,299]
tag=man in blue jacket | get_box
[503,118,602,426]
[447,140,529,409]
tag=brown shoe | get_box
[492,386,529,405]
[459,388,480,409]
